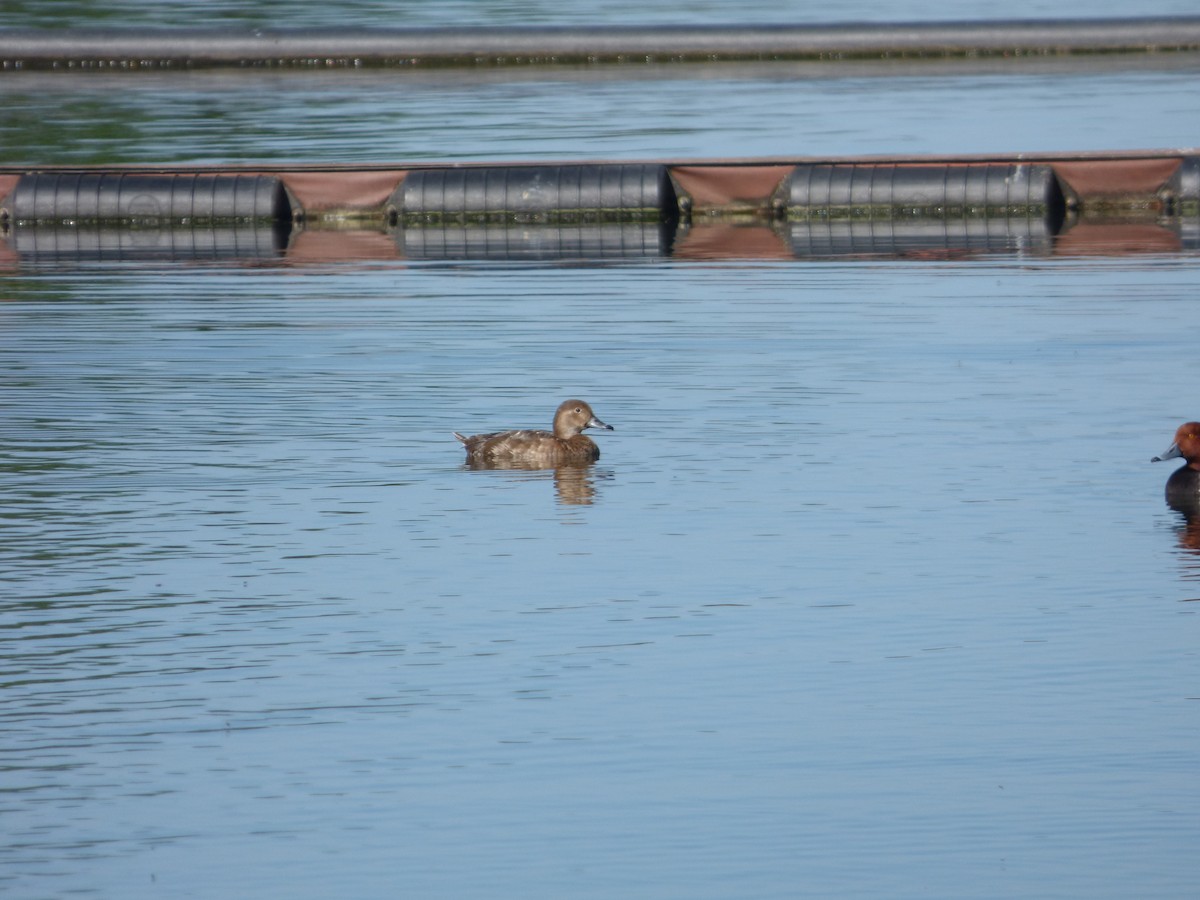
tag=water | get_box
[4,261,1199,898]
[2,4,1200,898]
[4,60,1200,166]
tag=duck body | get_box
[454,399,613,468]
[1152,422,1200,513]
[1165,465,1200,511]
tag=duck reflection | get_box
[1152,422,1200,554]
[1170,515,1200,555]
[462,457,608,505]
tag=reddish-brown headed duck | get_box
[1152,422,1200,511]
[454,399,614,467]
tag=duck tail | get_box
[452,432,469,444]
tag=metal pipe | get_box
[3,18,1200,70]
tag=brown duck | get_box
[454,399,614,467]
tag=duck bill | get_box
[1152,442,1182,463]
[587,415,614,432]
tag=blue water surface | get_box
[3,259,1199,899]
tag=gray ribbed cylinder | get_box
[784,216,1053,258]
[783,163,1063,219]
[396,165,675,223]
[1164,155,1200,214]
[1180,219,1200,250]
[1177,156,1200,246]
[399,222,673,260]
[9,172,290,225]
[9,222,289,261]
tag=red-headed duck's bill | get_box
[1152,442,1182,463]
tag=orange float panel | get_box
[1052,158,1181,200]
[669,166,793,210]
[277,170,407,213]
[672,223,792,260]
[0,174,20,209]
[1055,221,1184,255]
